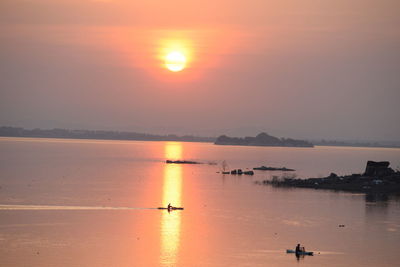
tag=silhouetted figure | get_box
[295,244,301,254]
[167,203,172,209]
[295,244,306,253]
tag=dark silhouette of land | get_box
[0,126,215,143]
[257,161,400,194]
[1,126,399,149]
[215,132,314,147]
[253,166,295,171]
[166,160,201,164]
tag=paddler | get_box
[295,244,301,254]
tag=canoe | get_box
[286,249,313,256]
[157,207,184,210]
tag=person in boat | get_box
[167,203,172,209]
[295,244,304,254]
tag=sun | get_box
[165,51,186,72]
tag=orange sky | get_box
[1,0,400,140]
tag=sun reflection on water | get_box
[165,142,183,160]
[160,142,183,266]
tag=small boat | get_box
[157,207,184,210]
[286,249,313,256]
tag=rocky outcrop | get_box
[222,169,254,175]
[256,161,400,193]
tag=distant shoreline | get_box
[0,136,212,144]
[1,126,399,149]
[311,141,400,149]
[0,126,214,143]
[2,136,399,150]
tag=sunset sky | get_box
[1,0,399,140]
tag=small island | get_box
[253,166,295,171]
[214,132,313,147]
[256,161,400,194]
[166,160,201,164]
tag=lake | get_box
[0,137,400,266]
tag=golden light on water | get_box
[161,164,182,207]
[165,142,183,160]
[160,142,183,265]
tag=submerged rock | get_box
[222,169,254,175]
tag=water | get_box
[0,137,399,266]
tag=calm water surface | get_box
[0,137,400,266]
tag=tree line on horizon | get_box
[1,126,398,149]
[0,126,215,143]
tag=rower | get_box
[167,203,172,209]
[295,244,301,254]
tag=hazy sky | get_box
[1,0,399,140]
